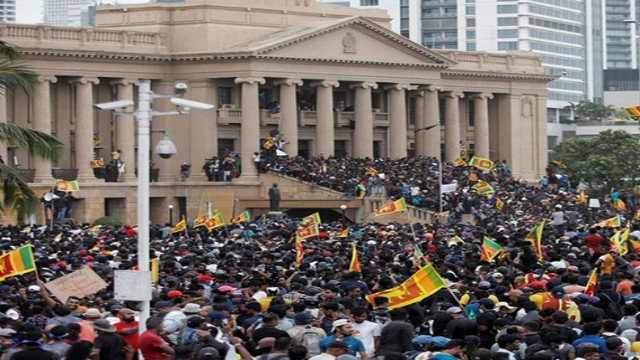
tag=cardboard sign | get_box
[44,267,108,303]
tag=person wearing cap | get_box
[443,306,478,340]
[8,327,57,360]
[114,308,139,354]
[140,316,175,360]
[91,318,132,360]
[319,319,367,359]
[42,325,70,358]
[310,341,351,360]
[430,339,467,360]
[79,307,102,343]
[197,346,221,360]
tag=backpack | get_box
[300,327,322,358]
[602,293,623,321]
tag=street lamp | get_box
[339,204,347,223]
[94,79,213,334]
[168,205,174,226]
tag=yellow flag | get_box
[171,218,187,234]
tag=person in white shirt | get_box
[349,307,381,359]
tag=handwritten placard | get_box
[44,267,108,303]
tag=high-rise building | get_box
[320,0,598,147]
[43,0,95,26]
[0,0,16,23]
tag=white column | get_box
[234,77,265,181]
[111,79,138,182]
[312,80,339,157]
[274,79,303,156]
[444,91,464,163]
[189,80,217,176]
[422,86,441,159]
[413,91,425,156]
[350,82,378,158]
[71,77,100,181]
[33,76,57,182]
[386,84,411,159]
[472,93,493,159]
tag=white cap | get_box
[28,285,40,292]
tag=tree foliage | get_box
[564,100,616,122]
[554,130,640,192]
[0,41,63,220]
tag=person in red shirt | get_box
[584,228,604,256]
[140,317,174,360]
[114,308,139,352]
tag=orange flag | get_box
[348,242,361,273]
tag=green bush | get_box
[93,216,123,227]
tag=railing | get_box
[336,112,354,127]
[373,113,390,127]
[299,111,317,126]
[260,110,280,126]
[217,109,242,125]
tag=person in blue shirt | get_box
[318,319,368,360]
[571,322,607,353]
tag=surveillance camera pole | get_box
[137,79,152,333]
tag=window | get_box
[218,87,232,106]
[466,6,475,15]
[497,4,517,13]
[360,0,379,5]
[467,42,477,51]
[467,30,476,39]
[466,18,476,27]
[498,29,518,38]
[498,17,517,26]
[498,41,518,50]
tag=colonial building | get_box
[0,0,553,225]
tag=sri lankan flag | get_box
[453,158,467,167]
[366,263,446,310]
[171,218,187,234]
[469,172,478,182]
[524,221,545,260]
[366,167,378,176]
[610,231,628,255]
[230,211,250,224]
[584,269,598,296]
[336,229,349,238]
[56,180,80,192]
[448,236,464,246]
[614,199,627,211]
[593,216,621,228]
[348,242,361,273]
[468,156,494,172]
[193,215,207,228]
[472,181,495,195]
[636,210,640,221]
[625,106,640,117]
[551,160,567,169]
[374,198,407,216]
[495,198,504,211]
[480,236,503,262]
[205,213,225,230]
[263,138,275,149]
[631,238,640,253]
[295,236,304,267]
[300,212,321,228]
[296,223,319,241]
[0,246,36,281]
[575,190,586,205]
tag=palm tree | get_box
[0,40,63,220]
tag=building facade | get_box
[0,0,552,224]
[43,0,95,26]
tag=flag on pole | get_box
[366,167,378,176]
[336,229,349,238]
[448,236,464,246]
[348,242,361,273]
[296,223,319,241]
[300,212,321,227]
[366,263,446,310]
[495,198,504,211]
[295,236,304,267]
[374,198,407,216]
[480,236,503,262]
[193,215,207,228]
[171,217,187,234]
[593,216,621,228]
[614,199,627,211]
[472,181,495,195]
[610,231,628,255]
[469,172,478,182]
[575,190,586,205]
[524,221,545,260]
[551,160,567,169]
[453,158,467,167]
[205,213,225,231]
[0,246,36,281]
[468,156,494,172]
[584,269,598,296]
[630,238,640,253]
[56,180,80,192]
[229,211,250,224]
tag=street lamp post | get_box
[340,204,347,224]
[95,79,213,336]
[168,205,174,226]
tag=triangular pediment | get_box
[221,16,454,68]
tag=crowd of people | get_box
[0,155,639,360]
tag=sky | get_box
[16,0,151,25]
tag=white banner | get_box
[440,183,458,194]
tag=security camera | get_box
[155,137,177,159]
[93,100,134,111]
[170,98,215,111]
[174,82,188,96]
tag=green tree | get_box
[554,130,640,193]
[564,100,616,122]
[0,41,63,219]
